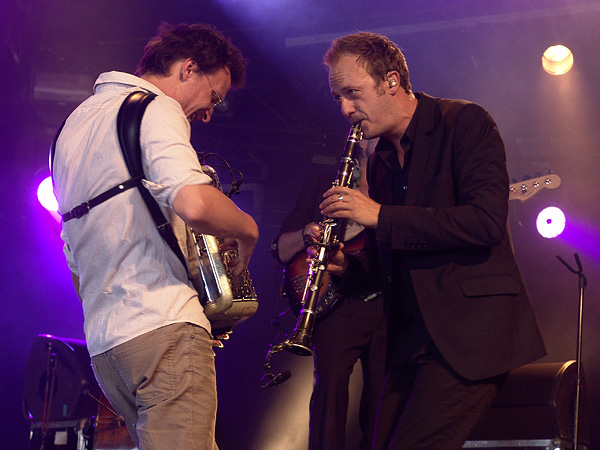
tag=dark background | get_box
[1,0,599,448]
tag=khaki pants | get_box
[91,322,218,450]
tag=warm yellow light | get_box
[542,45,574,75]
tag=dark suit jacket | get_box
[344,92,546,381]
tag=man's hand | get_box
[221,238,242,274]
[319,186,381,229]
[221,235,255,277]
[305,225,349,277]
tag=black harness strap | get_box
[53,90,189,273]
[116,91,189,273]
[51,103,142,224]
[49,119,66,182]
[62,176,142,222]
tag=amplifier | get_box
[464,360,589,450]
[28,418,94,450]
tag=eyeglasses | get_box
[203,72,223,109]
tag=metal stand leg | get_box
[556,253,587,450]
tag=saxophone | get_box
[261,123,362,386]
[189,165,258,334]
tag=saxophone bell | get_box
[285,321,315,356]
[281,218,337,356]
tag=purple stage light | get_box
[37,176,58,212]
[37,176,62,225]
[536,206,566,238]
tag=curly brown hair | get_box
[135,22,247,88]
[324,32,411,95]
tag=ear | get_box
[386,71,399,90]
[180,58,196,81]
[201,109,214,123]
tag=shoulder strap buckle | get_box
[63,202,90,222]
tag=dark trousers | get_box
[309,295,387,450]
[371,342,506,450]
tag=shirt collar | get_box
[93,71,167,97]
[375,92,422,155]
[401,92,422,145]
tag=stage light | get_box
[542,45,574,75]
[37,176,58,212]
[536,206,566,238]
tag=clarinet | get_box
[261,122,362,387]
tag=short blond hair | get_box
[324,32,411,95]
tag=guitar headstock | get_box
[509,174,561,202]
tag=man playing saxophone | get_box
[275,137,386,450]
[317,32,546,449]
[52,23,258,449]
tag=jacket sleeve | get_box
[375,102,509,251]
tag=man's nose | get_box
[340,98,355,118]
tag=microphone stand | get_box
[556,253,587,450]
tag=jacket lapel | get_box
[405,93,437,206]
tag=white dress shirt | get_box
[53,71,213,356]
